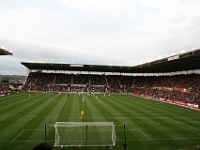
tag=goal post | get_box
[54,122,116,147]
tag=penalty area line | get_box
[12,130,24,142]
[167,117,194,128]
[137,129,151,140]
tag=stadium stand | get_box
[21,49,200,110]
[21,72,200,104]
[0,75,25,96]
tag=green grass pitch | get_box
[0,93,200,150]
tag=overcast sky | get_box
[1,0,200,75]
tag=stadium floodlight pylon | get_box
[54,122,116,147]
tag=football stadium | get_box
[1,49,200,150]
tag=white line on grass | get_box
[24,129,44,131]
[115,125,124,126]
[167,117,195,128]
[3,138,200,143]
[1,140,55,143]
[137,129,151,140]
[116,137,200,142]
[167,117,200,132]
[12,130,24,142]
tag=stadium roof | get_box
[21,49,200,73]
[0,47,13,55]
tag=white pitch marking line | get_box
[12,130,24,142]
[137,129,151,140]
[167,117,191,127]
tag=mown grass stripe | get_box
[109,95,196,139]
[101,95,185,148]
[84,95,110,146]
[0,93,46,117]
[86,95,106,122]
[67,94,80,122]
[5,94,61,148]
[27,94,67,143]
[89,95,123,144]
[0,93,51,135]
[1,93,200,150]
[79,94,94,122]
[0,93,27,103]
[46,94,72,142]
[95,95,144,149]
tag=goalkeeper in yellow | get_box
[80,110,84,119]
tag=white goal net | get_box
[54,122,116,147]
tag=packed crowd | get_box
[0,84,9,92]
[132,74,200,104]
[22,72,200,104]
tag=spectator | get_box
[33,142,53,150]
